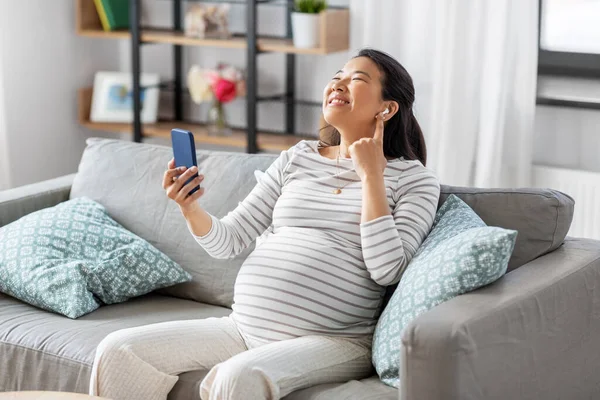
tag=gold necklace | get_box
[333,148,352,195]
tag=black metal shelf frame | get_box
[129,0,343,152]
[131,0,143,143]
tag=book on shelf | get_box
[93,0,130,32]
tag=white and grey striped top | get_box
[192,140,440,345]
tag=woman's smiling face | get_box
[322,56,385,129]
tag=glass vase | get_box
[207,100,232,137]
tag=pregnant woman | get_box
[89,48,440,400]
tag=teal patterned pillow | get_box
[372,195,517,388]
[0,197,191,318]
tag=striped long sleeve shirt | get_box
[191,140,440,345]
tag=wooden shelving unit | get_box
[78,88,313,151]
[76,2,349,55]
[75,0,350,152]
[142,30,249,49]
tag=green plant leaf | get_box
[294,0,327,14]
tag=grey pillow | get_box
[439,186,574,271]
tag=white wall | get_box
[533,76,600,173]
[0,25,10,191]
[0,0,120,189]
[534,107,600,172]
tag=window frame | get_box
[537,0,600,78]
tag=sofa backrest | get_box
[70,137,277,308]
[438,186,574,271]
[71,138,574,307]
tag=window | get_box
[538,0,600,78]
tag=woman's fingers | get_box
[373,112,385,144]
[162,166,186,189]
[165,166,196,194]
[171,166,198,188]
[174,176,203,202]
[182,187,205,206]
[163,161,205,206]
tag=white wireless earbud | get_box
[382,108,390,117]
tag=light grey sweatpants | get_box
[89,315,374,400]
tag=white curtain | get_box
[350,0,539,188]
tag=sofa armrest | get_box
[0,173,76,227]
[400,237,600,400]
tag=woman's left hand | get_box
[348,112,387,181]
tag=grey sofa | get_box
[1,137,600,400]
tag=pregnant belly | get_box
[231,232,384,337]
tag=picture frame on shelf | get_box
[90,71,160,124]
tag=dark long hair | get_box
[319,48,427,165]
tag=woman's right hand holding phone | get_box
[162,158,205,213]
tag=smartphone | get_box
[171,128,200,196]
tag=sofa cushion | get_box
[0,293,395,400]
[0,197,192,318]
[69,137,278,308]
[373,195,516,388]
[440,185,574,271]
[0,292,231,394]
[284,376,397,400]
[168,365,397,400]
[169,370,396,400]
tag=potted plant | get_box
[187,64,246,137]
[292,0,327,49]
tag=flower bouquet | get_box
[187,64,246,136]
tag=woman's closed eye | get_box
[331,76,365,82]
